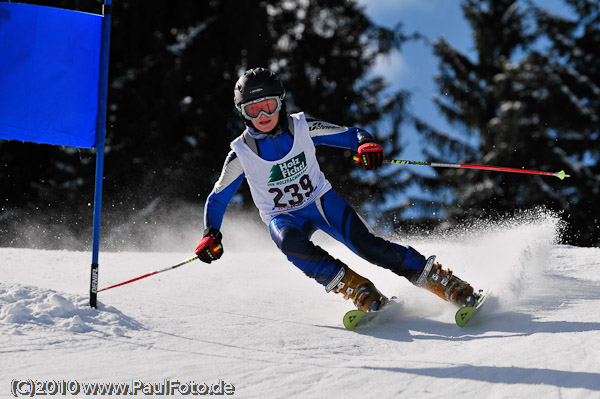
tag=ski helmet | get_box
[234,68,286,126]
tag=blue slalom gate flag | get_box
[0,1,112,308]
[0,3,103,148]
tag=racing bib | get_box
[231,112,332,224]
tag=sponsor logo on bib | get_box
[268,152,307,186]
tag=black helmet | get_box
[234,67,285,112]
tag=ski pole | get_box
[383,159,570,180]
[97,256,199,293]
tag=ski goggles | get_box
[240,96,282,120]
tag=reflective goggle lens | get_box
[241,97,281,120]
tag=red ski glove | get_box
[195,227,224,263]
[355,141,384,170]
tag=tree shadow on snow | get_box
[404,311,600,342]
[360,364,600,391]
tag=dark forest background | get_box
[1,0,598,251]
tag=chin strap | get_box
[243,114,294,156]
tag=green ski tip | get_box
[343,310,367,330]
[556,170,569,180]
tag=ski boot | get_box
[413,256,477,307]
[326,263,388,312]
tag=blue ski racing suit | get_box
[203,113,428,291]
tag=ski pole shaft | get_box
[97,256,198,293]
[383,159,570,180]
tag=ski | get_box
[455,288,490,327]
[343,298,398,330]
[343,309,377,330]
[343,290,490,330]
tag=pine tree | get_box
[528,0,600,245]
[406,0,599,246]
[410,0,535,224]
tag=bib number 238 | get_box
[269,175,314,208]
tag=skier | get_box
[195,67,478,312]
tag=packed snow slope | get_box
[1,211,600,398]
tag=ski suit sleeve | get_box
[306,118,373,150]
[203,150,245,231]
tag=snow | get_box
[2,210,600,398]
